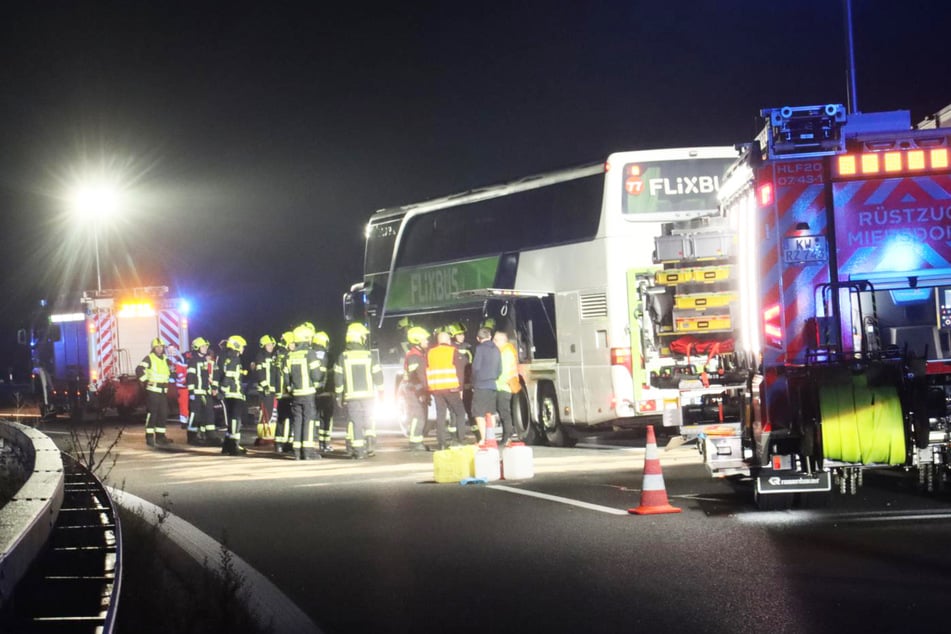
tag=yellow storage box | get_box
[433,445,476,483]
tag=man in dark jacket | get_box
[470,327,501,446]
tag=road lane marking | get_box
[108,488,323,634]
[487,484,630,515]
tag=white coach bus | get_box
[344,147,736,445]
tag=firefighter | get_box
[285,325,325,460]
[447,321,479,442]
[186,337,217,446]
[333,322,383,459]
[402,326,430,451]
[166,342,189,429]
[427,330,469,449]
[493,330,521,446]
[254,334,280,446]
[136,338,172,447]
[273,331,295,452]
[312,330,334,452]
[215,335,249,456]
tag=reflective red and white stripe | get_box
[159,309,184,349]
[96,310,117,385]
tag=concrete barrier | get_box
[0,420,65,607]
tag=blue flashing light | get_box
[179,299,191,315]
[889,288,933,305]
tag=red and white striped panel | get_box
[96,310,117,384]
[159,309,185,350]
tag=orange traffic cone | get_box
[482,413,498,450]
[629,425,682,515]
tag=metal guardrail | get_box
[0,422,121,633]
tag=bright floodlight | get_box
[68,179,121,222]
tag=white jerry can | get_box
[474,448,501,481]
[502,443,534,479]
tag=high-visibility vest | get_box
[426,345,460,392]
[287,348,321,396]
[187,353,212,395]
[139,353,171,393]
[496,342,520,393]
[336,349,378,400]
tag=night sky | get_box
[1,1,949,374]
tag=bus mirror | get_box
[17,329,28,345]
[342,292,355,322]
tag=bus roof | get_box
[372,161,604,219]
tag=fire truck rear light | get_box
[932,148,949,169]
[837,155,857,176]
[757,183,773,206]
[860,153,880,174]
[907,150,925,171]
[883,152,902,173]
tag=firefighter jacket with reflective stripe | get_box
[215,349,246,400]
[255,349,281,395]
[274,346,291,398]
[285,344,326,397]
[402,346,428,397]
[496,342,520,393]
[169,354,187,388]
[136,352,171,393]
[334,344,383,401]
[426,344,464,392]
[186,351,213,395]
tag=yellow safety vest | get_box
[140,353,171,393]
[426,345,460,391]
[496,343,520,393]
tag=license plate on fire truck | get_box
[783,236,828,264]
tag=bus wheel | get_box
[512,390,541,445]
[538,384,575,447]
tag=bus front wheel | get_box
[538,384,575,447]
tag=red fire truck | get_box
[24,286,190,418]
[642,103,951,508]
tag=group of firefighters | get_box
[134,317,519,460]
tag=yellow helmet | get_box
[397,316,414,330]
[259,334,276,347]
[191,336,210,350]
[150,337,165,349]
[313,331,330,348]
[345,322,370,344]
[281,331,295,346]
[481,318,496,331]
[227,335,247,351]
[407,326,429,345]
[447,322,466,336]
[293,325,313,343]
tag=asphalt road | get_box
[23,416,951,634]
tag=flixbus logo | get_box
[648,175,720,197]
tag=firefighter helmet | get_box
[313,331,330,348]
[407,326,430,345]
[447,322,466,336]
[481,318,496,331]
[150,337,165,349]
[191,336,210,350]
[227,335,247,351]
[345,322,370,344]
[397,316,414,330]
[293,325,313,343]
[281,331,294,346]
[259,334,276,347]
